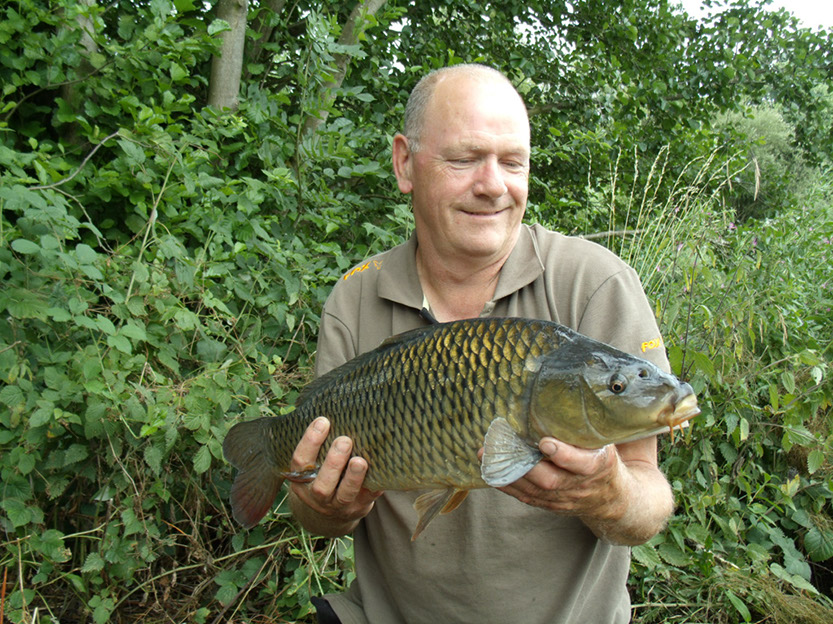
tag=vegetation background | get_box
[1,0,831,622]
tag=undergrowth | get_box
[591,150,833,623]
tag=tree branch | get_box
[301,0,387,138]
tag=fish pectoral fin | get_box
[481,417,543,487]
[411,488,469,541]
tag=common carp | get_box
[223,316,699,539]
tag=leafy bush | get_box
[1,1,832,623]
[714,104,819,223]
[610,157,833,623]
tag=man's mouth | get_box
[461,206,510,217]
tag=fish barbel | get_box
[223,316,699,539]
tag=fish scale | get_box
[222,316,700,538]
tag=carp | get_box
[223,316,699,539]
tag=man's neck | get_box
[415,246,509,322]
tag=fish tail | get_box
[223,418,284,529]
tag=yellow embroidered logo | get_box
[342,259,383,280]
[641,338,663,352]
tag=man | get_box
[290,64,675,623]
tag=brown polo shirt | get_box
[314,223,669,623]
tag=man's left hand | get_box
[498,438,627,522]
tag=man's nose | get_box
[472,157,508,198]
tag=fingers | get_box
[539,438,614,477]
[291,416,330,471]
[496,438,622,516]
[336,456,373,504]
[289,418,381,527]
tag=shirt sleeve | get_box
[314,306,357,378]
[576,266,671,373]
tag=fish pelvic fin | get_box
[481,417,543,487]
[223,418,284,529]
[411,488,470,541]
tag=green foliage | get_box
[1,0,832,622]
[713,104,820,222]
[609,154,833,623]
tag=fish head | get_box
[529,346,700,448]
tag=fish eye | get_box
[609,374,628,394]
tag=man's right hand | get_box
[288,417,383,537]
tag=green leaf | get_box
[1,499,33,527]
[121,508,143,537]
[32,529,70,562]
[64,444,89,466]
[1,288,47,320]
[118,138,146,166]
[215,582,239,605]
[91,596,115,624]
[47,307,72,322]
[120,322,147,342]
[170,63,188,82]
[67,573,87,594]
[807,449,825,474]
[0,384,24,407]
[658,543,690,567]
[29,406,54,428]
[724,589,751,622]
[75,243,98,264]
[208,19,230,36]
[769,563,818,595]
[174,309,199,330]
[11,238,40,254]
[631,543,663,570]
[18,453,36,475]
[144,443,164,475]
[804,528,833,562]
[780,370,796,393]
[107,334,133,355]
[193,445,212,474]
[96,316,116,336]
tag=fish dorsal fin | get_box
[481,417,543,487]
[298,324,439,406]
[412,488,470,540]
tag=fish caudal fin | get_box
[223,418,284,529]
[411,488,469,540]
[481,417,543,487]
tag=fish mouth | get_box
[661,393,700,428]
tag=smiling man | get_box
[289,65,675,624]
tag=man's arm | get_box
[288,417,382,538]
[497,435,673,545]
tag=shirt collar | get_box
[377,234,423,309]
[377,224,545,311]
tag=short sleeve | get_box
[577,267,670,373]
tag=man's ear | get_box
[392,133,414,194]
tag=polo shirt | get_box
[313,223,669,623]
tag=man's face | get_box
[395,75,531,265]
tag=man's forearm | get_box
[581,459,674,546]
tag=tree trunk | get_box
[301,0,387,138]
[207,0,249,111]
[61,0,99,144]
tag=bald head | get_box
[403,65,528,153]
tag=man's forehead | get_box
[451,134,530,155]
